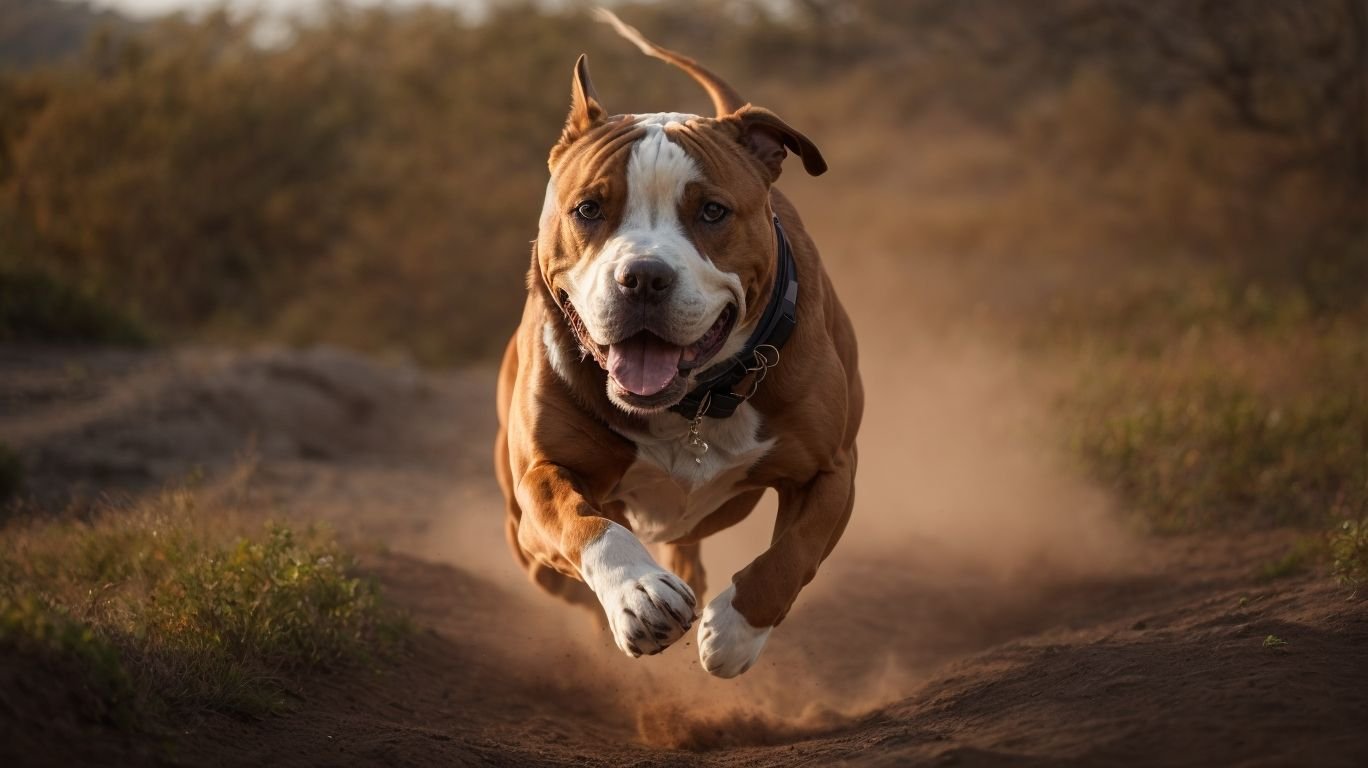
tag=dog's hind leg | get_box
[663,541,707,605]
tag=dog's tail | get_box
[593,7,746,118]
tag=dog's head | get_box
[536,53,825,415]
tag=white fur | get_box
[542,321,571,380]
[579,522,697,657]
[562,114,744,348]
[610,403,773,543]
[635,111,697,127]
[698,585,772,678]
[539,176,558,231]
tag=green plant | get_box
[158,524,394,671]
[1256,539,1319,583]
[1066,325,1368,532]
[1329,518,1368,589]
[0,485,406,722]
[0,595,133,712]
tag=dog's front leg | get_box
[697,452,856,677]
[517,461,697,657]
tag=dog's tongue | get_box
[608,332,682,396]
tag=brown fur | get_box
[494,22,862,634]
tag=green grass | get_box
[0,265,148,345]
[1255,538,1319,583]
[1057,275,1368,600]
[1065,319,1367,533]
[0,485,406,724]
[0,595,136,726]
[1329,518,1368,589]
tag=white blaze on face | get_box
[561,114,744,349]
[539,176,558,232]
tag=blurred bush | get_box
[1,263,147,343]
[0,0,132,71]
[0,1,1362,533]
[1067,322,1367,531]
[1331,517,1368,588]
[0,442,22,502]
[0,0,1362,362]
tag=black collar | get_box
[670,214,798,420]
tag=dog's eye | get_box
[700,202,729,224]
[574,200,603,221]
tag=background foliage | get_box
[0,0,1362,363]
[0,0,1363,532]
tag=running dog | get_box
[495,10,862,677]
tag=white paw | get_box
[580,524,697,657]
[697,585,771,678]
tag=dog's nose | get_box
[614,258,676,304]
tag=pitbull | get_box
[495,9,862,678]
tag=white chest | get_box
[610,404,774,543]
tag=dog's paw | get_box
[600,569,696,657]
[698,585,771,678]
[580,524,697,658]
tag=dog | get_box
[494,9,862,678]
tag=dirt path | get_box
[3,344,1366,767]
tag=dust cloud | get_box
[407,230,1139,750]
[0,240,1139,750]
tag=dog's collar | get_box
[669,214,798,421]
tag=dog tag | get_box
[685,420,709,464]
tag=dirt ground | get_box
[2,337,1366,768]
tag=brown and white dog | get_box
[494,10,862,678]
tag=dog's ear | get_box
[722,105,826,181]
[555,55,607,154]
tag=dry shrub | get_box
[0,4,740,362]
[0,3,1364,537]
[1,1,1360,362]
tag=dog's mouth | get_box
[562,299,736,406]
[607,305,735,397]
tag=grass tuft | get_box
[1066,321,1367,532]
[159,524,399,672]
[0,595,135,725]
[1255,539,1319,583]
[1329,519,1368,590]
[0,484,405,723]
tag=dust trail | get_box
[0,277,1139,751]
[0,290,1136,751]
[438,291,1132,750]
[358,200,1137,747]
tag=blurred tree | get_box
[0,0,1360,359]
[0,0,135,71]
